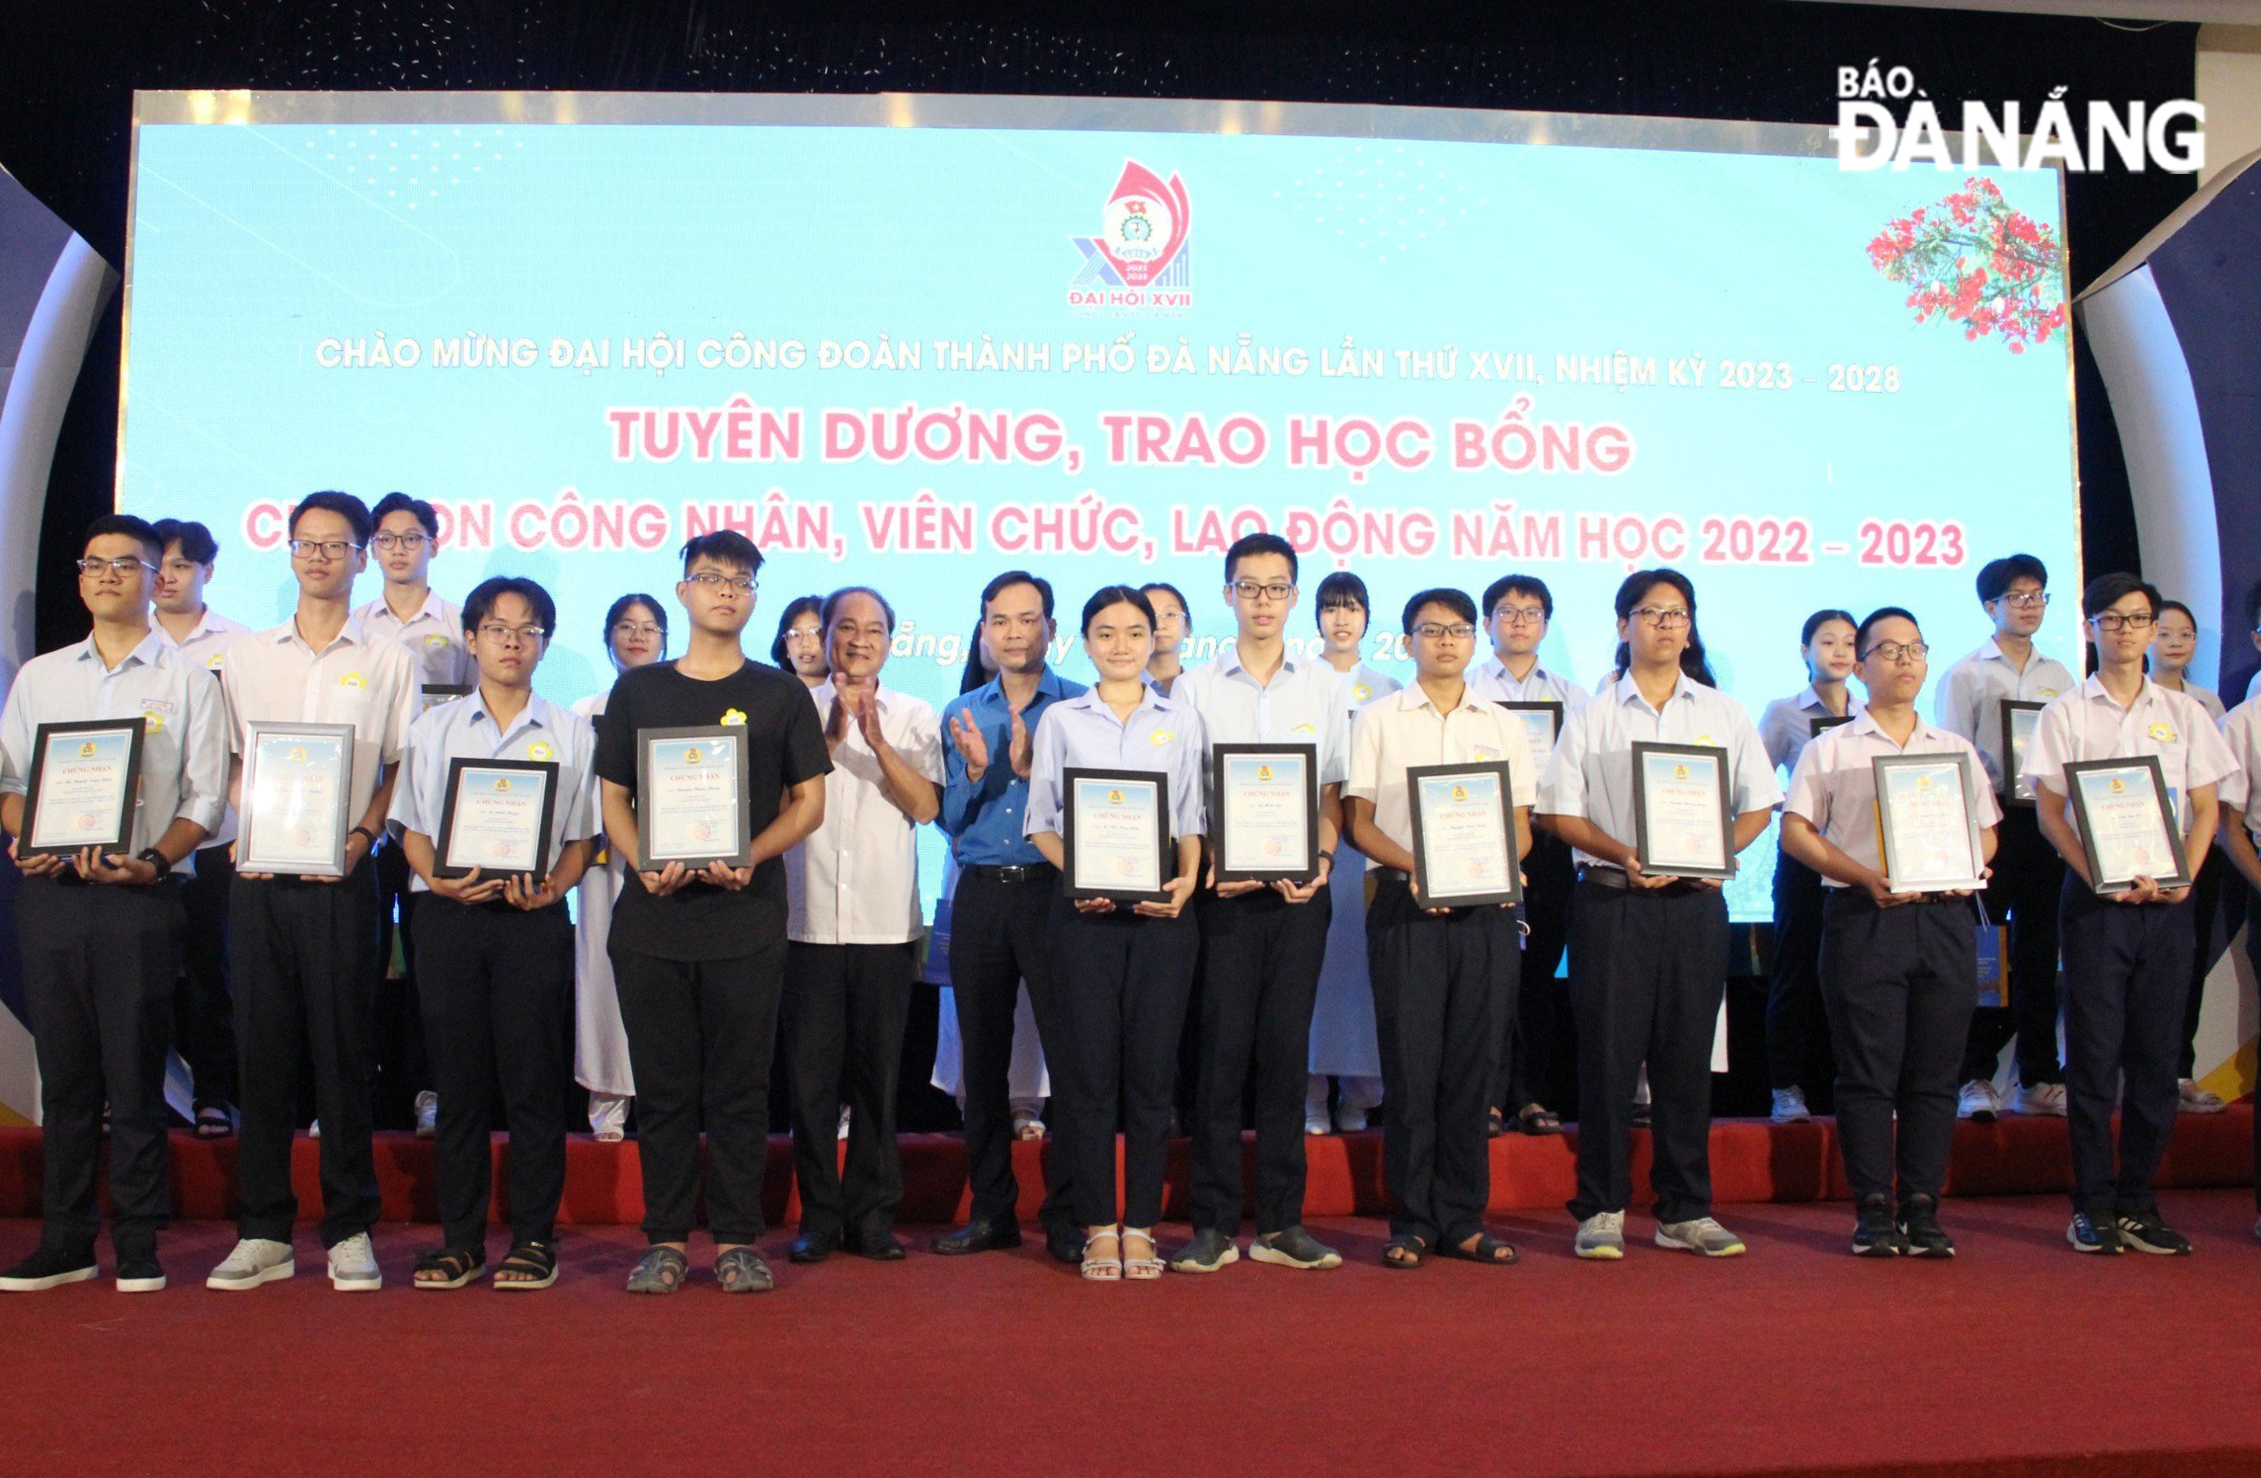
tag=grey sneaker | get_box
[1248,1226,1341,1270]
[1168,1227,1240,1273]
[2010,1081,2067,1117]
[327,1232,382,1292]
[1770,1087,1812,1124]
[414,1090,439,1139]
[206,1237,295,1291]
[1655,1217,1747,1258]
[1575,1211,1626,1260]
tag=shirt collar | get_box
[1796,685,1829,712]
[369,589,444,626]
[1394,680,1488,719]
[2078,673,2158,711]
[278,613,371,654]
[1067,682,1174,718]
[469,687,554,735]
[815,680,892,714]
[980,667,1067,708]
[73,629,164,672]
[1217,642,1305,683]
[1847,708,1931,743]
[1611,670,1696,710]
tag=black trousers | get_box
[1050,899,1198,1229]
[1765,851,1836,1097]
[1960,808,2065,1085]
[1189,888,1330,1236]
[610,939,785,1245]
[949,869,1075,1228]
[173,843,238,1110]
[232,865,383,1248]
[1818,892,1978,1205]
[1495,834,1575,1114]
[18,876,181,1258]
[1567,879,1728,1225]
[2175,861,2231,1078]
[783,940,914,1241]
[2059,879,2190,1216]
[373,839,429,1125]
[1368,875,1516,1245]
[414,896,573,1252]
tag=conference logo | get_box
[1832,64,2204,174]
[1069,161,1193,317]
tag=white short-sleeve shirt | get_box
[389,688,598,893]
[355,589,473,689]
[1935,639,2077,796]
[1466,656,1591,712]
[221,614,421,826]
[153,607,253,846]
[2216,699,2261,828]
[1783,711,2001,885]
[1174,644,1351,790]
[1345,680,1538,863]
[1759,686,1860,776]
[2020,676,2239,833]
[786,682,944,945]
[1025,685,1207,843]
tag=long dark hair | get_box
[1611,567,1716,688]
[769,593,824,669]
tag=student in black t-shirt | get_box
[595,531,831,1295]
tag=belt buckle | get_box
[998,865,1031,884]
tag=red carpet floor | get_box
[4,1193,2261,1478]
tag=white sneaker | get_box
[414,1090,439,1139]
[1010,1107,1047,1141]
[1956,1080,2000,1122]
[836,1105,852,1142]
[307,1119,321,1139]
[2179,1079,2228,1114]
[1333,1104,1370,1133]
[206,1238,295,1291]
[587,1092,628,1142]
[1770,1087,1812,1124]
[327,1232,381,1292]
[1304,1111,1330,1136]
[1655,1216,1746,1258]
[2010,1082,2067,1117]
[1575,1211,1626,1260]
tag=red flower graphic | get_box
[1866,177,2066,354]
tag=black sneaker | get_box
[0,1246,99,1292]
[115,1252,166,1293]
[1851,1195,1904,1258]
[2067,1212,2123,1254]
[1167,1227,1240,1273]
[1897,1195,1955,1259]
[2116,1208,2192,1257]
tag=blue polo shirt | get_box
[939,667,1085,867]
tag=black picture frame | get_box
[2062,755,2192,895]
[1999,699,2047,807]
[20,717,147,858]
[1061,766,1173,905]
[420,683,471,714]
[1406,760,1524,908]
[1495,701,1566,770]
[433,757,560,880]
[634,724,753,870]
[1629,740,1737,881]
[1211,742,1320,884]
[1810,713,1855,738]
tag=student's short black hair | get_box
[679,530,763,576]
[370,492,439,540]
[1224,532,1298,585]
[604,593,668,653]
[1802,608,1858,646]
[1315,571,1371,626]
[1854,606,1922,657]
[82,513,163,565]
[1082,583,1157,636]
[462,576,558,639]
[1400,587,1477,636]
[2080,571,2160,621]
[981,569,1054,620]
[288,490,373,545]
[151,518,218,566]
[1481,573,1554,621]
[1139,582,1190,626]
[1976,554,2048,604]
[822,585,898,634]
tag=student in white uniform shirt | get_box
[573,594,667,1140]
[2149,599,2234,1114]
[781,587,943,1265]
[1467,573,1588,1139]
[1539,568,1780,1262]
[391,577,597,1291]
[1934,554,2076,1123]
[1306,571,1399,1132]
[1345,586,1534,1268]
[2207,692,2261,1242]
[1755,609,1859,1127]
[0,515,227,1296]
[150,518,254,1138]
[1780,607,1998,1259]
[206,491,421,1294]
[2023,573,2236,1256]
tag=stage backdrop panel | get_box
[117,91,2081,920]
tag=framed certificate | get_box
[1212,743,1319,884]
[1496,701,1565,773]
[434,758,560,879]
[1062,767,1171,904]
[420,684,471,714]
[238,721,356,877]
[1630,741,1735,881]
[1999,700,2046,806]
[2063,756,2191,894]
[1407,762,1522,907]
[20,718,146,857]
[635,725,751,869]
[1810,713,1854,739]
[1872,752,1988,893]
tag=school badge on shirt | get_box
[1150,729,1175,747]
[528,741,555,761]
[340,671,367,690]
[424,634,450,649]
[720,708,747,727]
[2149,722,2178,744]
[1353,684,1371,702]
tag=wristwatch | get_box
[135,847,171,876]
[349,825,377,847]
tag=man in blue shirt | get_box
[930,571,1089,1263]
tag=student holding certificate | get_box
[1539,568,1779,1262]
[2022,573,2236,1256]
[1780,607,1998,1258]
[390,577,597,1290]
[0,515,226,1294]
[596,531,831,1294]
[1344,587,1535,1269]
[209,491,422,1294]
[1170,533,1351,1274]
[1025,585,1205,1281]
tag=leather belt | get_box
[965,862,1058,885]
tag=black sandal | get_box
[715,1246,775,1294]
[412,1246,487,1289]
[493,1240,557,1291]
[1437,1232,1519,1265]
[1381,1235,1429,1270]
[1517,1104,1563,1136]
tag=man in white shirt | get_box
[206,491,421,1294]
[782,587,942,1265]
[151,517,253,1137]
[1934,554,2076,1122]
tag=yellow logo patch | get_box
[2148,722,2177,744]
[720,708,747,727]
[1352,684,1371,702]
[1292,722,1316,735]
[527,742,555,762]
[424,634,450,648]
[340,671,366,690]
[1150,729,1175,746]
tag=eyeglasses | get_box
[611,622,664,640]
[1862,640,1930,663]
[477,624,546,647]
[1995,591,2050,610]
[1494,606,1548,626]
[2088,612,2156,633]
[287,539,361,560]
[371,531,430,551]
[685,571,757,593]
[76,557,156,578]
[1628,606,1692,629]
[1411,622,1478,642]
[1230,580,1295,603]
